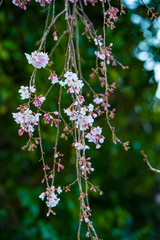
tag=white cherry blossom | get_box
[25,51,49,69]
[93,97,103,104]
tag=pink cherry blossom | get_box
[93,97,103,104]
[33,95,45,107]
[39,185,62,214]
[25,51,49,69]
[12,106,41,135]
[48,73,59,84]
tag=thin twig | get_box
[141,0,158,21]
[38,121,49,188]
[39,9,66,50]
[141,150,160,173]
[52,85,62,185]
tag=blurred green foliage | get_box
[1,0,160,239]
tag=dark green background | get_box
[1,0,160,239]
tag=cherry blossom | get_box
[105,7,119,29]
[33,95,45,107]
[39,186,62,216]
[95,51,105,60]
[53,31,58,41]
[94,38,103,47]
[18,86,30,100]
[12,106,41,134]
[48,73,59,85]
[88,104,94,112]
[12,0,30,10]
[25,51,49,69]
[12,0,52,9]
[35,0,52,7]
[85,126,105,149]
[18,85,36,100]
[60,71,84,94]
[93,97,103,104]
[75,142,90,151]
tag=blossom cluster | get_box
[12,0,52,10]
[25,51,49,69]
[59,71,84,94]
[12,0,30,10]
[85,126,105,149]
[12,0,107,10]
[105,7,119,29]
[18,85,36,100]
[74,142,89,151]
[33,95,46,107]
[94,36,103,47]
[35,0,52,7]
[95,50,105,60]
[39,186,62,216]
[48,73,59,85]
[95,43,114,66]
[64,104,96,131]
[79,156,94,175]
[12,106,41,135]
[60,71,105,151]
[43,112,61,127]
[69,0,106,6]
[93,96,103,104]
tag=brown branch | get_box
[36,5,51,48]
[52,85,62,185]
[141,150,160,173]
[141,0,159,21]
[38,9,66,50]
[38,121,49,187]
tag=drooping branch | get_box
[11,0,159,239]
[39,9,66,50]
